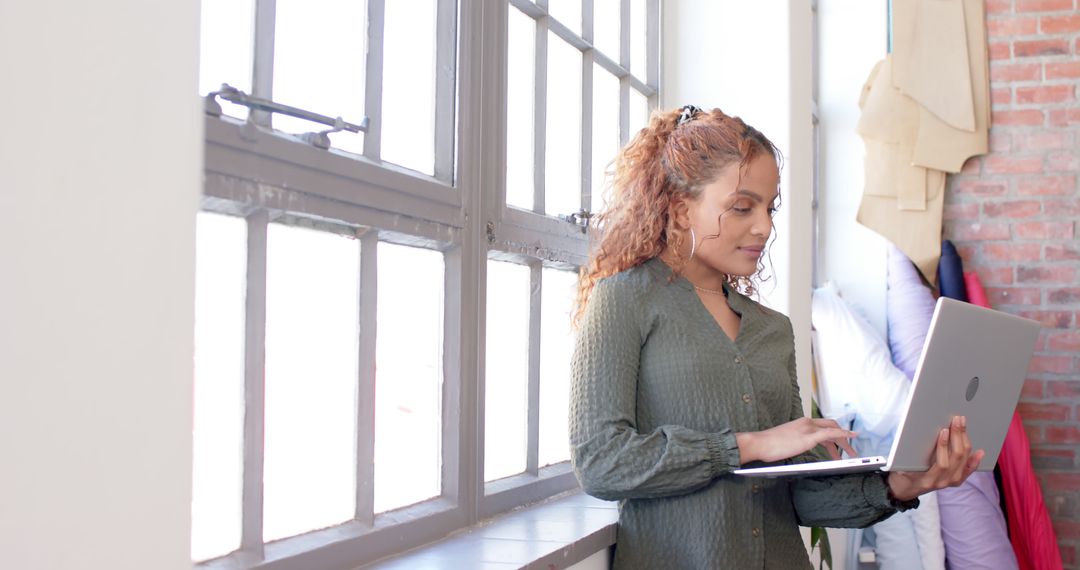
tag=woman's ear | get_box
[670,195,691,230]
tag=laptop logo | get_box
[966,377,980,401]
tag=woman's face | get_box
[683,152,780,278]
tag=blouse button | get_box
[752,484,761,494]
[742,393,752,404]
[752,528,761,537]
[734,355,742,364]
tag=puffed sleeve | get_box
[569,277,740,501]
[782,320,899,528]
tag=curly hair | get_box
[573,106,782,327]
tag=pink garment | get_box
[964,271,1062,570]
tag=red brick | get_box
[1049,330,1080,351]
[1049,288,1080,304]
[990,132,1012,153]
[992,87,1012,107]
[1015,39,1071,57]
[986,286,1042,305]
[1045,473,1080,491]
[951,222,1012,241]
[1047,151,1080,171]
[1026,423,1044,444]
[944,203,979,221]
[1018,265,1077,284]
[979,266,1015,285]
[1043,198,1080,216]
[1023,378,1045,399]
[993,109,1045,125]
[984,242,1042,261]
[1030,354,1075,374]
[987,0,1014,14]
[1018,0,1074,11]
[1016,84,1075,104]
[1017,174,1077,195]
[1029,447,1077,470]
[990,16,1040,35]
[1041,13,1080,33]
[1046,61,1080,79]
[1045,425,1080,444]
[955,244,977,262]
[1020,310,1074,328]
[1015,221,1076,239]
[1018,402,1072,421]
[1047,244,1080,260]
[1016,131,1069,151]
[951,179,1009,196]
[989,41,1012,61]
[986,155,1045,174]
[1049,380,1080,399]
[991,62,1041,82]
[983,200,1042,218]
[1048,108,1080,126]
[989,62,1041,83]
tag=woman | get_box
[569,106,983,569]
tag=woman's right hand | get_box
[736,417,858,464]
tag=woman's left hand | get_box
[886,415,985,502]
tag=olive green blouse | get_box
[570,257,897,569]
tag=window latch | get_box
[204,83,368,149]
[561,209,593,230]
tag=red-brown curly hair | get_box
[573,106,782,326]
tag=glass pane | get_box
[191,213,246,561]
[263,224,360,542]
[506,8,536,211]
[484,260,530,482]
[591,66,619,214]
[548,0,581,36]
[629,88,649,144]
[375,243,444,512]
[630,0,646,78]
[381,0,437,174]
[593,0,620,61]
[199,0,254,119]
[539,268,577,467]
[545,34,582,217]
[273,0,367,155]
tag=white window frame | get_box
[197,1,659,568]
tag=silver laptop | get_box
[734,297,1041,478]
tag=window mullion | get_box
[434,0,457,183]
[363,0,386,160]
[240,210,269,557]
[618,0,630,146]
[526,262,542,475]
[646,0,659,96]
[581,56,593,214]
[532,14,548,215]
[251,0,276,128]
[355,232,378,526]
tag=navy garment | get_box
[936,240,968,302]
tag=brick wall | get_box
[943,1,1080,566]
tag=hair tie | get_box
[676,104,701,127]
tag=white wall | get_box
[817,0,890,335]
[0,1,201,569]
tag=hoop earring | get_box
[688,227,697,260]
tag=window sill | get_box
[364,492,618,569]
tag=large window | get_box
[193,1,658,568]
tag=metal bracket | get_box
[561,209,593,232]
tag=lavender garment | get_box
[886,243,937,379]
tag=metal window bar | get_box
[525,261,543,475]
[363,0,386,160]
[355,232,378,526]
[205,84,369,150]
[251,0,277,127]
